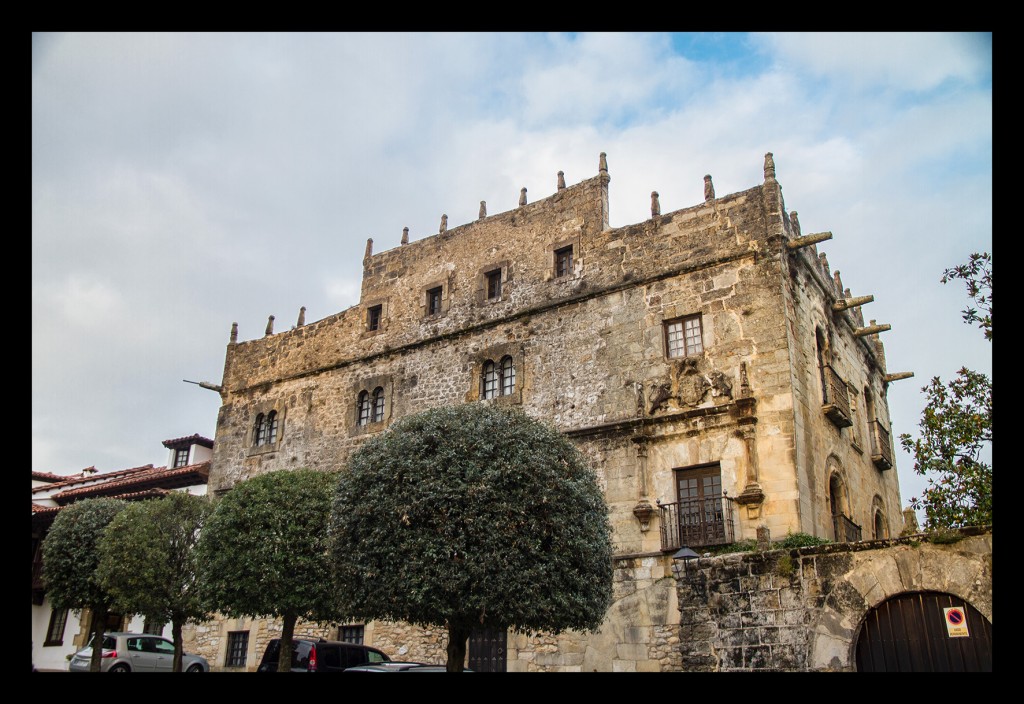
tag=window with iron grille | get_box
[44,608,68,646]
[485,269,502,300]
[267,410,278,444]
[371,387,385,423]
[427,287,443,316]
[555,246,573,277]
[367,304,382,331]
[225,631,249,667]
[339,625,364,644]
[665,314,704,358]
[500,356,515,396]
[173,448,189,468]
[143,619,163,636]
[253,413,267,446]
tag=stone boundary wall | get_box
[674,528,992,671]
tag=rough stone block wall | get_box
[674,529,992,671]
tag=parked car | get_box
[256,638,390,672]
[67,632,210,672]
[344,661,467,672]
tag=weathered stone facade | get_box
[201,152,908,671]
[675,528,992,671]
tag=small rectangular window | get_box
[665,314,704,358]
[44,608,68,646]
[339,625,364,644]
[173,448,189,468]
[225,631,249,667]
[427,287,443,316]
[143,619,163,636]
[555,246,573,277]
[486,270,502,300]
[367,305,382,331]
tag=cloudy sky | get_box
[32,32,992,519]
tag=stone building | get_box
[201,152,911,671]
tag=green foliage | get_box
[196,469,341,623]
[941,251,991,341]
[329,404,613,669]
[41,497,126,672]
[97,492,212,672]
[926,525,965,545]
[899,369,992,529]
[776,532,830,549]
[42,498,126,612]
[774,553,794,577]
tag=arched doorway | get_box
[855,591,992,671]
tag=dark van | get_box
[257,638,390,672]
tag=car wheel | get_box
[186,664,204,672]
[109,664,130,673]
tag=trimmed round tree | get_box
[41,497,126,672]
[329,404,614,671]
[196,469,341,672]
[97,491,212,671]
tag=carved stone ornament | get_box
[648,382,672,414]
[709,371,733,399]
[678,374,711,407]
[632,499,656,532]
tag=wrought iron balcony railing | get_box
[658,495,735,551]
[833,513,862,543]
[821,365,852,428]
[870,419,893,470]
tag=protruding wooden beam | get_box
[883,372,915,383]
[832,295,875,311]
[854,323,891,337]
[786,231,833,250]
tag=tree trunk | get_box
[171,618,183,672]
[278,612,297,672]
[89,606,107,672]
[445,623,469,672]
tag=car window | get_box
[367,650,386,663]
[319,646,341,669]
[152,638,176,655]
[127,638,145,652]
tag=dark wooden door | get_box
[855,591,992,671]
[468,628,507,672]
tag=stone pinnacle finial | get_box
[739,361,751,398]
[704,175,715,201]
[297,306,306,327]
[763,152,776,181]
[819,252,830,279]
[401,227,409,245]
[364,237,373,259]
[651,191,660,218]
[834,271,844,294]
[790,211,801,237]
[230,322,238,344]
[479,201,487,219]
[557,171,566,190]
[519,188,527,207]
[265,315,275,336]
[439,214,447,234]
[599,152,608,173]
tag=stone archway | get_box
[808,533,992,671]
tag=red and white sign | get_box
[943,607,970,638]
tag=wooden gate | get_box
[855,591,992,671]
[468,628,507,672]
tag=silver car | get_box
[68,632,209,672]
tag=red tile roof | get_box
[31,471,66,483]
[31,465,155,494]
[162,434,214,450]
[50,462,210,503]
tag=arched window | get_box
[253,413,267,446]
[357,390,371,426]
[267,410,278,445]
[500,356,515,396]
[874,510,886,540]
[872,495,887,540]
[371,387,385,423]
[482,360,498,399]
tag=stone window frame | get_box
[468,342,523,405]
[339,625,365,644]
[871,495,888,540]
[477,261,511,305]
[547,236,581,282]
[353,375,394,435]
[847,384,863,454]
[224,630,249,668]
[664,313,705,359]
[363,298,389,337]
[422,281,448,319]
[247,403,285,457]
